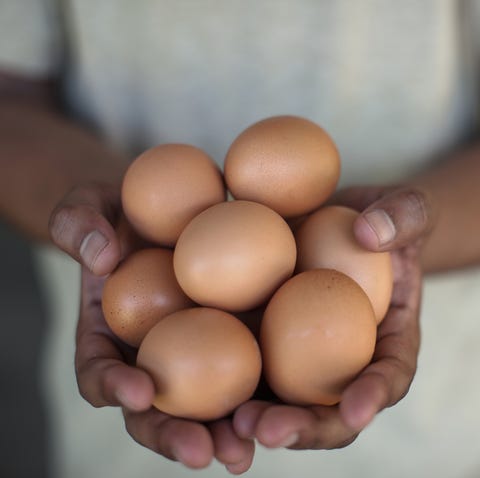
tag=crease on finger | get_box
[123,408,176,461]
[210,419,255,468]
[75,356,125,407]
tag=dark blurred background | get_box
[0,221,50,478]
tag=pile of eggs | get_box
[102,115,393,421]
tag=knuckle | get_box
[123,415,166,458]
[383,356,417,407]
[75,373,104,408]
[73,182,105,204]
[49,201,102,251]
[124,414,140,442]
[394,364,416,404]
[49,203,86,241]
[402,187,432,232]
[74,356,113,409]
[48,205,71,243]
[406,188,428,219]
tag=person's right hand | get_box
[49,182,256,474]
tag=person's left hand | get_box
[232,185,433,451]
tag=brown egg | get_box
[122,143,226,246]
[102,248,194,347]
[295,205,393,323]
[224,115,340,218]
[173,200,297,312]
[136,307,262,421]
[261,269,377,406]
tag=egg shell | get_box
[121,143,226,246]
[261,269,377,406]
[295,205,393,323]
[136,307,262,421]
[173,200,297,312]
[224,115,340,218]
[102,248,194,347]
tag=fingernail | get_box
[277,432,299,448]
[363,210,395,246]
[80,230,109,271]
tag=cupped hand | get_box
[233,185,433,451]
[49,182,255,474]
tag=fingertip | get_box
[254,406,304,448]
[233,401,269,439]
[225,457,254,475]
[339,395,376,431]
[48,183,123,275]
[173,447,213,470]
[354,210,396,250]
[114,385,154,412]
[339,374,387,431]
[108,365,155,411]
[80,229,121,276]
[353,215,381,250]
[170,425,214,469]
[354,187,433,252]
[210,419,255,473]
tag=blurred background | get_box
[0,222,49,478]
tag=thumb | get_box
[49,182,122,276]
[352,187,434,252]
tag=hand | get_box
[49,182,255,474]
[233,185,433,451]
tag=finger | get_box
[235,400,358,450]
[328,185,390,211]
[340,329,418,431]
[209,419,255,474]
[75,270,155,411]
[341,257,421,430]
[76,354,155,411]
[124,408,214,469]
[235,246,422,450]
[242,403,358,450]
[49,182,122,275]
[353,187,433,251]
[250,306,419,450]
[339,370,395,432]
[233,400,271,439]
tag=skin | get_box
[2,71,480,473]
[0,72,129,241]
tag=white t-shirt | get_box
[2,1,480,478]
[2,0,479,181]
